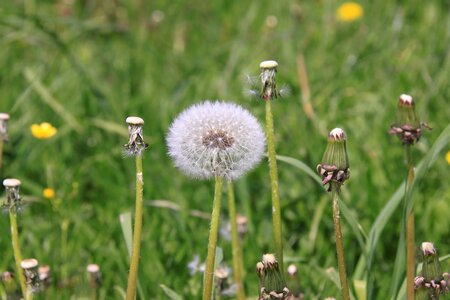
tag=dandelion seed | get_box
[30,122,57,139]
[166,101,265,180]
[336,2,363,22]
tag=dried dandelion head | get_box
[166,101,265,180]
[123,116,148,157]
[2,178,22,211]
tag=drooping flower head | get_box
[167,101,265,180]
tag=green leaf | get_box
[119,212,133,260]
[276,154,368,261]
[160,284,184,300]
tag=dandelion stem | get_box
[202,176,223,300]
[0,140,3,175]
[126,154,144,300]
[265,99,284,271]
[405,145,415,300]
[227,181,245,300]
[331,183,350,300]
[25,288,33,300]
[10,208,27,297]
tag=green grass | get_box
[1,1,450,299]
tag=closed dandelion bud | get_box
[260,60,281,100]
[236,214,248,239]
[317,128,350,192]
[286,264,304,300]
[2,178,22,211]
[21,258,41,293]
[38,265,51,288]
[123,116,148,156]
[0,113,10,141]
[389,94,430,145]
[86,264,102,289]
[257,254,289,299]
[1,271,18,294]
[421,242,442,282]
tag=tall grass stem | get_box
[331,184,350,300]
[265,99,284,271]
[126,155,144,300]
[202,176,223,300]
[405,145,415,300]
[10,209,27,297]
[227,181,245,300]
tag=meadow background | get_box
[1,0,450,299]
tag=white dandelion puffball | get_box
[167,101,266,180]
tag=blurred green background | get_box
[0,0,449,299]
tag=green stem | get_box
[10,209,27,297]
[265,99,284,271]
[202,176,223,300]
[405,145,415,300]
[0,139,3,175]
[126,155,144,300]
[227,181,245,300]
[25,288,33,300]
[331,184,350,300]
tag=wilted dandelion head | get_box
[166,101,265,180]
[123,116,148,157]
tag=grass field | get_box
[1,1,450,299]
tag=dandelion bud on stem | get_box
[256,254,289,300]
[317,128,351,300]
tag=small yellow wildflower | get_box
[336,2,364,22]
[43,188,55,199]
[31,122,57,139]
[446,151,450,165]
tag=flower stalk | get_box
[124,117,147,300]
[405,145,415,300]
[389,94,430,299]
[331,183,351,300]
[260,60,284,271]
[317,128,351,300]
[3,179,27,297]
[203,176,223,300]
[227,181,245,300]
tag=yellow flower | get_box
[336,2,364,22]
[31,122,57,139]
[446,151,450,165]
[43,188,55,199]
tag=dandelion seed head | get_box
[166,101,265,180]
